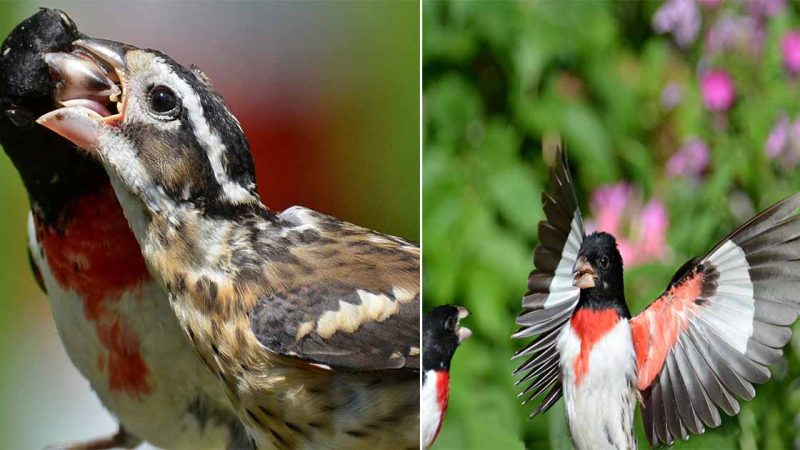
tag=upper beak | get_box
[572,255,596,289]
[456,306,472,343]
[36,38,133,149]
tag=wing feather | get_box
[512,148,585,418]
[631,193,800,446]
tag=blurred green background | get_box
[0,1,418,448]
[424,1,800,449]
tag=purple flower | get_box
[748,0,786,19]
[782,31,800,75]
[653,0,701,48]
[705,14,764,56]
[765,114,790,158]
[660,83,683,110]
[698,0,724,7]
[700,70,735,112]
[667,138,709,177]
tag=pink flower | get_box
[586,183,670,268]
[638,201,669,262]
[781,30,800,75]
[667,138,709,178]
[700,70,735,112]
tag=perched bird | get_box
[0,9,250,449]
[512,149,800,449]
[421,305,471,450]
[37,37,420,450]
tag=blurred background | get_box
[0,1,418,448]
[424,1,800,449]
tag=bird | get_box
[421,305,471,450]
[0,9,251,450]
[36,36,420,450]
[511,148,800,449]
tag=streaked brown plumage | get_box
[37,38,419,449]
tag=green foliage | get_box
[424,1,800,448]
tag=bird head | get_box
[573,231,625,300]
[423,305,471,372]
[37,38,261,216]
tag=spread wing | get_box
[512,148,586,417]
[249,207,420,371]
[630,194,800,446]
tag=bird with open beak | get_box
[36,35,420,450]
[513,148,800,449]
[0,9,249,449]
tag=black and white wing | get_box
[512,148,586,417]
[630,193,800,446]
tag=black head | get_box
[423,305,471,372]
[573,232,627,311]
[0,9,108,225]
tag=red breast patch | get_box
[570,308,620,386]
[36,182,153,397]
[433,370,450,443]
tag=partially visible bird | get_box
[0,9,249,449]
[421,305,471,450]
[36,37,420,449]
[513,148,800,449]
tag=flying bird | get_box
[421,305,471,450]
[512,148,800,448]
[0,9,249,449]
[36,37,420,449]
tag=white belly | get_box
[421,370,445,449]
[28,215,244,449]
[558,318,637,450]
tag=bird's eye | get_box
[599,255,609,270]
[148,85,180,118]
[444,317,456,331]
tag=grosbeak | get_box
[513,149,800,448]
[421,305,470,450]
[0,9,249,449]
[36,36,420,450]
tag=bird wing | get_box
[249,207,420,371]
[630,193,800,446]
[512,148,586,417]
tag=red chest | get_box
[569,308,620,386]
[35,183,153,397]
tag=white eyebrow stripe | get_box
[160,60,256,204]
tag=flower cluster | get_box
[586,183,669,268]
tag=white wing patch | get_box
[703,240,754,353]
[545,213,583,308]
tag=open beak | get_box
[572,255,596,289]
[36,38,133,149]
[455,306,472,343]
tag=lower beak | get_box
[572,256,596,289]
[456,306,472,343]
[36,38,132,149]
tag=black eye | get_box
[444,317,456,331]
[148,85,180,117]
[599,255,609,270]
